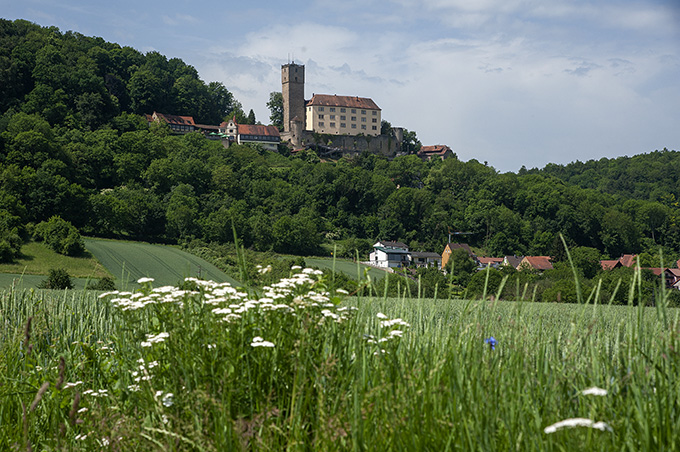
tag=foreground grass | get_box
[1,269,679,451]
[0,241,110,279]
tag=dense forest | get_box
[2,19,680,300]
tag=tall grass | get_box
[1,265,679,450]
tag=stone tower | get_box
[281,63,305,133]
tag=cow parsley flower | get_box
[582,387,608,396]
[251,336,275,348]
[137,277,155,284]
[544,418,613,434]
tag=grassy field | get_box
[2,265,679,450]
[0,242,111,279]
[83,238,239,287]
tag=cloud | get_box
[162,14,200,26]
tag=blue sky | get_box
[3,0,679,172]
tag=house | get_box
[441,243,475,269]
[644,268,679,289]
[477,257,503,270]
[147,112,196,134]
[219,118,281,151]
[369,241,410,268]
[619,254,637,267]
[518,256,553,271]
[600,259,623,271]
[305,94,381,136]
[503,255,523,270]
[417,145,454,161]
[410,251,442,269]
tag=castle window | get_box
[341,123,346,128]
[361,110,366,114]
[330,122,336,128]
[330,115,335,120]
[351,116,356,121]
[319,107,324,111]
[340,108,346,113]
[318,114,324,119]
[351,124,356,129]
[372,126,377,130]
[319,122,325,127]
[340,115,346,120]
[361,125,366,130]
[372,111,377,115]
[361,117,366,122]
[372,118,377,123]
[330,107,335,112]
[351,109,356,113]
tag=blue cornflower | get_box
[484,337,497,350]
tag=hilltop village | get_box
[146,61,455,161]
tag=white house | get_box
[369,241,410,268]
[410,251,442,269]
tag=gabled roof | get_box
[237,124,281,138]
[444,243,474,257]
[375,240,408,250]
[503,255,523,269]
[520,256,553,271]
[600,260,622,271]
[152,112,195,126]
[306,94,380,110]
[478,257,503,265]
[619,254,637,267]
[418,145,452,156]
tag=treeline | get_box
[2,19,680,271]
[0,19,240,128]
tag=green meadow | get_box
[1,266,679,451]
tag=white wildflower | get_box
[544,418,613,434]
[336,288,349,295]
[376,312,388,319]
[251,337,275,348]
[137,277,154,284]
[77,407,88,414]
[582,387,608,396]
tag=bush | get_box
[39,268,74,290]
[86,276,116,291]
[34,216,84,256]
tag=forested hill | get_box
[526,148,680,202]
[1,19,680,266]
[0,19,239,127]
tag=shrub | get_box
[86,276,116,291]
[34,216,84,256]
[39,268,74,290]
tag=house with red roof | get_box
[518,256,553,272]
[147,112,196,134]
[441,243,475,269]
[219,118,281,151]
[305,94,381,137]
[477,257,504,270]
[600,259,623,271]
[417,145,454,161]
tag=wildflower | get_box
[380,318,410,328]
[336,288,349,295]
[141,332,169,347]
[251,337,275,348]
[137,277,155,284]
[376,313,388,319]
[581,387,608,396]
[484,337,497,350]
[544,418,613,434]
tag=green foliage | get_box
[86,276,116,291]
[33,216,84,256]
[38,267,73,289]
[267,91,283,130]
[444,248,477,286]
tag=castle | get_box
[280,62,403,157]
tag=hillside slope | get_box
[84,238,239,287]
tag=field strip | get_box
[84,238,240,287]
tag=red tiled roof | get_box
[238,124,281,137]
[306,94,380,110]
[521,256,553,271]
[152,112,195,126]
[600,260,622,271]
[619,254,637,267]
[418,145,451,156]
[478,257,503,265]
[195,124,219,131]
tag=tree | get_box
[401,129,421,154]
[267,92,283,130]
[33,216,84,256]
[247,109,256,125]
[39,268,74,290]
[444,248,477,286]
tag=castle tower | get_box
[281,63,305,133]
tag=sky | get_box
[3,0,680,172]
